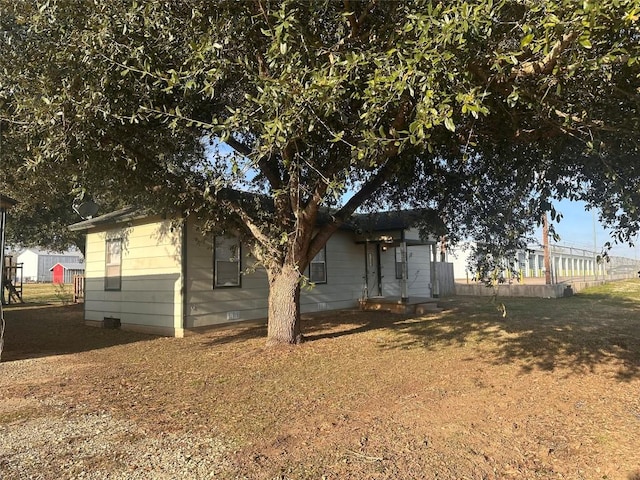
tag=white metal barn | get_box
[17,248,84,283]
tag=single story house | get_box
[69,207,443,337]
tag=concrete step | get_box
[359,298,443,315]
[415,303,444,315]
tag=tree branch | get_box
[221,198,279,257]
[285,142,300,215]
[343,0,377,39]
[307,159,397,261]
[303,92,414,261]
[0,116,30,126]
[514,32,578,78]
[225,136,252,156]
[343,0,360,37]
[256,154,285,192]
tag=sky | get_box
[538,199,639,260]
[209,140,639,259]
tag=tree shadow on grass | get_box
[377,294,640,381]
[167,290,640,382]
[201,322,268,347]
[302,309,407,342]
[1,303,154,362]
[297,294,640,381]
[200,310,388,347]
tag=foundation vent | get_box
[102,317,121,329]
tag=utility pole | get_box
[543,212,551,285]
[592,210,598,280]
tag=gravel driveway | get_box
[0,357,231,480]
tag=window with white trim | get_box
[105,238,122,291]
[309,247,327,284]
[214,235,241,287]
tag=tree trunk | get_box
[266,264,303,345]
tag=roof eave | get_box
[0,194,18,210]
[68,206,147,232]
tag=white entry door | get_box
[365,243,382,297]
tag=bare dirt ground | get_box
[1,281,640,479]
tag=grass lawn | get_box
[15,282,76,305]
[1,280,639,479]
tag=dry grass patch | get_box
[1,281,640,479]
[17,282,75,305]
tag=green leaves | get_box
[444,117,456,132]
[520,33,534,48]
[2,0,640,266]
[579,33,593,49]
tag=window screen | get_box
[105,238,122,291]
[214,235,241,287]
[309,247,327,284]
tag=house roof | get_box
[68,206,147,231]
[1,194,17,210]
[348,209,445,233]
[68,204,445,236]
[48,262,86,271]
[17,247,83,257]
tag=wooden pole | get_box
[543,212,551,285]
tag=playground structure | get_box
[1,194,22,305]
[2,255,24,305]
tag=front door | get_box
[364,243,382,298]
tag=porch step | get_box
[360,301,413,314]
[359,297,443,315]
[415,303,444,315]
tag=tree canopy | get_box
[1,0,639,343]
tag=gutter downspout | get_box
[363,240,369,300]
[376,243,383,297]
[180,216,188,337]
[400,231,408,302]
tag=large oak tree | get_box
[1,1,639,344]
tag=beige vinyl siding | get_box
[300,232,363,313]
[184,218,270,328]
[84,217,184,337]
[404,227,438,243]
[185,219,365,328]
